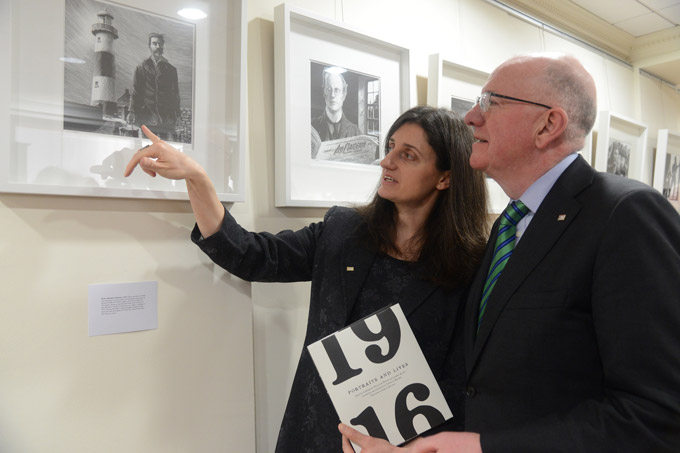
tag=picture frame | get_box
[427,54,509,214]
[594,111,648,183]
[580,131,594,166]
[274,3,414,207]
[0,0,247,201]
[652,129,680,208]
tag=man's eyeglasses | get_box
[475,92,552,112]
[324,87,344,97]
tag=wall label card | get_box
[88,281,158,336]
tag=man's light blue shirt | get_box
[515,153,579,242]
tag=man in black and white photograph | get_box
[127,32,180,141]
[312,71,360,142]
[63,0,194,144]
[310,62,380,165]
[607,139,631,177]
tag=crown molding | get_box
[631,27,680,63]
[497,0,634,61]
[490,0,680,87]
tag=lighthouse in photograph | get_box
[90,9,118,118]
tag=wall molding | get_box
[497,0,633,60]
[494,0,680,88]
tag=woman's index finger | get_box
[140,125,160,142]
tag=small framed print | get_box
[426,54,508,214]
[0,0,247,201]
[274,3,413,207]
[652,129,680,210]
[449,96,475,118]
[580,131,594,166]
[427,54,489,112]
[594,111,648,183]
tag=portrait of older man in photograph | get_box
[312,70,360,145]
[310,63,380,164]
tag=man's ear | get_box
[535,108,568,149]
[436,171,451,190]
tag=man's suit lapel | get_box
[467,156,595,372]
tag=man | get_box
[312,71,360,144]
[128,32,180,141]
[340,53,680,452]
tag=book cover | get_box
[307,304,452,451]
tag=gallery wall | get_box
[0,0,255,451]
[0,0,678,453]
[247,0,680,451]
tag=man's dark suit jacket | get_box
[464,155,680,452]
[311,112,361,141]
[192,206,466,453]
[130,56,180,132]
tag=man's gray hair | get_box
[322,71,348,91]
[543,60,597,144]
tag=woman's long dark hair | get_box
[357,106,489,288]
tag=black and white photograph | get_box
[310,61,380,165]
[450,96,474,118]
[663,153,680,200]
[451,97,489,181]
[607,138,631,177]
[63,0,195,144]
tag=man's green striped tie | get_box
[478,200,529,330]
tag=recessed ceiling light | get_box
[178,8,207,20]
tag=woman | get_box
[125,106,489,452]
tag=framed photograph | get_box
[449,96,475,118]
[594,111,648,183]
[427,54,488,112]
[0,0,246,201]
[427,54,509,214]
[275,3,414,207]
[652,129,680,208]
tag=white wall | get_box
[247,1,680,451]
[1,0,678,452]
[0,196,256,452]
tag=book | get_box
[307,304,452,451]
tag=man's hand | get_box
[339,424,483,453]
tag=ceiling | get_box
[496,0,680,88]
[571,0,679,37]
